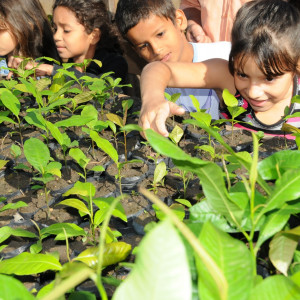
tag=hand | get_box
[6,56,53,79]
[185,20,212,43]
[139,99,185,138]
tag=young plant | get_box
[106,99,134,161]
[59,181,127,244]
[164,92,181,126]
[90,130,142,198]
[149,161,168,194]
[23,137,62,217]
[69,147,104,182]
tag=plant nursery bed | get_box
[0,75,300,300]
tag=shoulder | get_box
[192,42,231,62]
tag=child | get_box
[115,0,231,120]
[32,0,128,82]
[139,0,300,138]
[0,0,59,77]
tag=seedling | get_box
[59,181,127,244]
[106,99,134,161]
[23,137,62,217]
[69,147,104,182]
[149,161,167,194]
[164,92,181,126]
[90,130,142,198]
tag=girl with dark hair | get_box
[31,0,128,82]
[0,0,59,76]
[139,0,300,138]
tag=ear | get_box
[175,9,188,31]
[90,28,101,45]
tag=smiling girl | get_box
[139,0,300,138]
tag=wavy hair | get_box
[53,0,123,54]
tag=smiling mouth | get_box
[160,53,171,62]
[248,98,267,107]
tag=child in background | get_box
[139,0,300,138]
[30,0,128,82]
[115,0,231,120]
[0,0,59,77]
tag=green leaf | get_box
[46,121,64,146]
[24,110,47,131]
[63,181,96,198]
[0,160,8,169]
[169,125,184,145]
[0,201,27,213]
[90,165,105,172]
[40,223,87,241]
[270,231,299,275]
[93,197,127,223]
[223,88,238,107]
[197,222,253,300]
[106,113,123,127]
[58,199,90,216]
[262,169,300,214]
[90,130,118,164]
[24,138,50,174]
[0,274,35,300]
[1,89,20,117]
[0,253,62,275]
[113,220,192,300]
[249,275,300,300]
[74,242,131,268]
[258,150,300,180]
[256,206,290,250]
[153,161,167,185]
[55,116,94,128]
[0,226,37,244]
[69,148,90,169]
[73,91,94,105]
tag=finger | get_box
[170,103,186,116]
[155,111,169,137]
[7,71,13,80]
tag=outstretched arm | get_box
[139,59,235,137]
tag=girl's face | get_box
[0,26,17,57]
[52,6,99,64]
[234,56,294,113]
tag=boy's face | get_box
[126,10,191,63]
[53,6,99,64]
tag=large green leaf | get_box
[113,220,192,300]
[24,110,47,131]
[145,129,243,225]
[0,253,62,275]
[262,169,300,214]
[58,199,90,216]
[258,150,300,180]
[0,226,37,244]
[55,116,94,128]
[40,223,87,241]
[256,206,290,250]
[24,138,50,174]
[197,222,253,300]
[90,130,118,164]
[93,197,127,223]
[46,121,64,146]
[74,242,131,268]
[63,181,96,198]
[0,274,35,300]
[0,89,20,118]
[249,275,300,300]
[270,229,299,276]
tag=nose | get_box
[53,29,61,42]
[247,83,264,99]
[151,41,163,57]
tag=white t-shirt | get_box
[166,42,231,119]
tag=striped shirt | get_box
[220,76,300,139]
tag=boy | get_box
[115,0,231,120]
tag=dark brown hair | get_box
[53,0,123,54]
[229,0,300,78]
[115,0,176,40]
[0,0,59,60]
